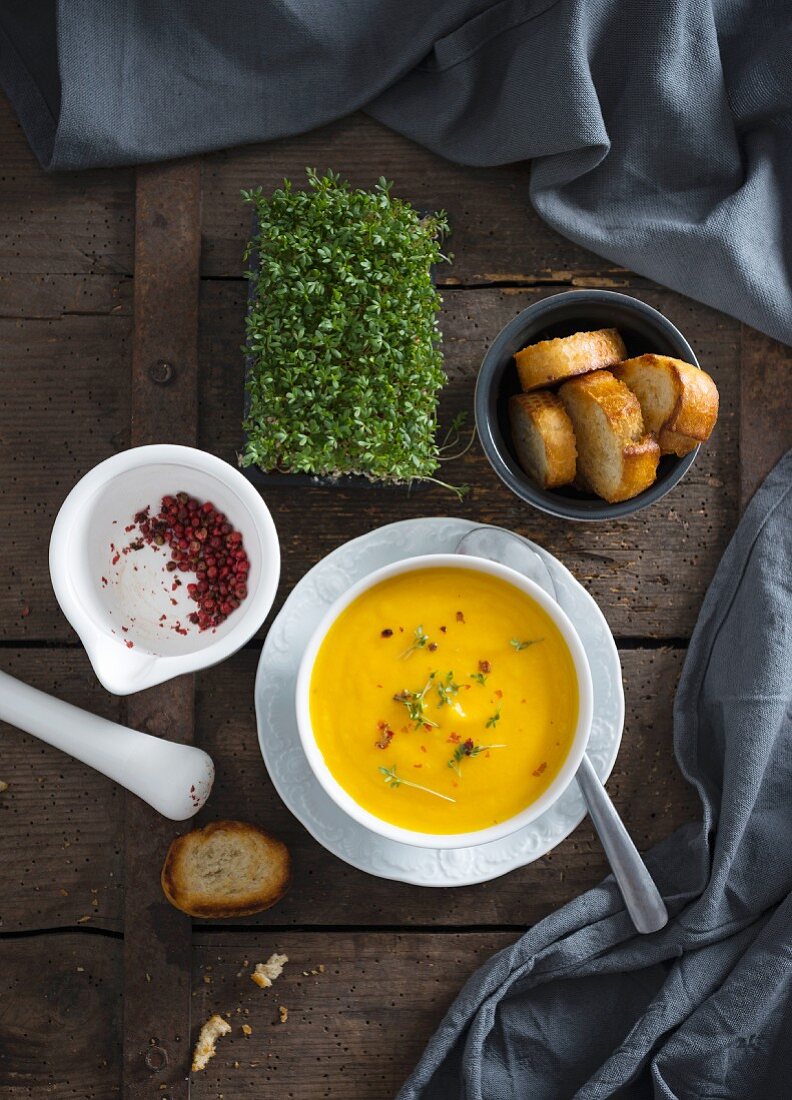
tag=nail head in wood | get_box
[144,1045,169,1071]
[149,360,175,385]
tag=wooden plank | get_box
[0,93,134,276]
[122,160,202,1100]
[199,281,739,639]
[0,649,124,933]
[739,327,792,509]
[0,300,132,641]
[129,161,202,442]
[193,646,693,927]
[0,272,131,318]
[0,932,122,1097]
[200,112,643,287]
[190,931,513,1100]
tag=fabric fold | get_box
[399,451,792,1099]
[0,1,789,344]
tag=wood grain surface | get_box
[122,160,202,1100]
[0,101,133,277]
[200,112,635,288]
[740,326,792,509]
[0,932,122,1097]
[188,931,516,1100]
[0,88,790,1098]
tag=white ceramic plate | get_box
[255,518,624,887]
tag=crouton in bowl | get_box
[475,290,717,520]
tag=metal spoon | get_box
[455,527,668,934]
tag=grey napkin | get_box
[399,451,792,1099]
[0,1,790,346]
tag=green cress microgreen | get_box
[393,676,438,728]
[435,671,460,707]
[379,765,455,803]
[400,625,430,659]
[241,170,453,486]
[447,739,507,777]
[469,672,488,686]
[510,638,543,651]
[485,707,502,730]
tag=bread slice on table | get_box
[514,328,627,391]
[508,391,577,489]
[613,354,718,457]
[559,370,660,503]
[161,819,290,918]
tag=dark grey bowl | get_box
[475,290,700,521]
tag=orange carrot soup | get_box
[308,567,579,834]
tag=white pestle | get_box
[0,669,214,820]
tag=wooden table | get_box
[0,91,789,1098]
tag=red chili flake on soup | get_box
[374,722,394,750]
[124,491,251,632]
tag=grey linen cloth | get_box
[399,451,792,1099]
[0,1,790,345]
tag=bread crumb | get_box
[0,780,8,793]
[278,1005,288,1024]
[192,1013,231,1072]
[251,953,288,989]
[241,1024,252,1036]
[76,966,84,972]
[77,915,91,924]
[203,974,212,984]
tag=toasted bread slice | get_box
[560,370,660,502]
[656,426,706,456]
[613,354,719,457]
[508,391,577,489]
[162,820,291,918]
[515,328,627,391]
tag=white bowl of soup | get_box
[295,555,593,849]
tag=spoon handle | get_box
[576,753,668,933]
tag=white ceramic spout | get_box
[0,670,214,820]
[81,625,163,696]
